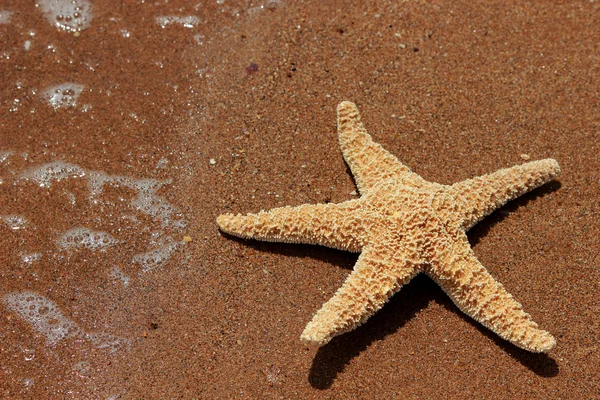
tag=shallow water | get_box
[0,0,261,397]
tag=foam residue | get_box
[130,179,178,222]
[0,10,13,24]
[17,163,184,226]
[133,240,183,272]
[14,161,186,277]
[71,361,91,378]
[85,332,130,353]
[20,161,85,187]
[0,151,12,163]
[109,267,130,288]
[42,83,84,109]
[156,15,200,28]
[37,0,93,33]
[3,291,131,351]
[21,347,36,362]
[57,227,120,251]
[246,1,281,16]
[21,252,42,265]
[88,171,183,226]
[86,170,114,196]
[2,291,82,346]
[1,215,30,230]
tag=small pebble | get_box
[245,63,259,75]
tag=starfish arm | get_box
[300,241,420,346]
[337,101,428,194]
[428,233,555,353]
[449,159,560,230]
[217,201,366,252]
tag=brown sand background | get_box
[1,0,599,398]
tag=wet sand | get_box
[1,0,599,398]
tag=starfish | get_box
[217,101,560,353]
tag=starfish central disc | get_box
[217,101,560,353]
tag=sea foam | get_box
[3,291,130,352]
[0,215,30,230]
[37,0,93,33]
[20,161,85,187]
[57,227,120,251]
[2,291,82,346]
[42,83,85,109]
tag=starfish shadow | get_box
[468,179,561,246]
[307,275,558,390]
[219,233,359,270]
[434,294,559,377]
[308,274,438,389]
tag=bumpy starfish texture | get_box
[217,101,560,353]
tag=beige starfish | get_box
[217,101,560,353]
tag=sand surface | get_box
[0,0,599,398]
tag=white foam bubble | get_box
[20,161,85,187]
[21,252,42,265]
[129,179,178,222]
[0,151,12,163]
[155,157,168,170]
[22,347,36,361]
[109,267,130,288]
[0,10,13,24]
[42,83,84,109]
[2,291,82,346]
[156,15,200,29]
[57,227,120,251]
[85,332,130,353]
[193,34,205,45]
[133,240,183,272]
[0,215,30,230]
[86,170,112,196]
[37,0,93,33]
[71,361,91,378]
[88,171,182,225]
